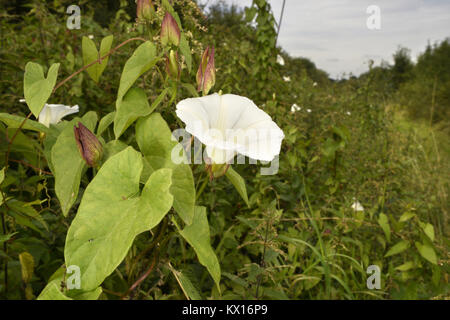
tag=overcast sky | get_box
[200,0,450,79]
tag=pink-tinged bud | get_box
[165,50,180,80]
[136,0,154,20]
[160,12,180,47]
[74,122,103,168]
[196,46,215,95]
[205,160,229,181]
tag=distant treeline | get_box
[358,39,450,123]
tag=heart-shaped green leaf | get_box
[136,113,195,225]
[52,111,98,216]
[23,62,60,117]
[116,41,157,108]
[82,35,113,83]
[114,87,151,139]
[64,147,173,290]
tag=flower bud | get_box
[165,49,180,80]
[160,12,180,47]
[196,46,215,95]
[205,159,229,181]
[74,122,103,168]
[136,0,154,20]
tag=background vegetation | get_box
[0,0,448,299]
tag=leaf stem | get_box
[195,174,209,201]
[52,37,147,93]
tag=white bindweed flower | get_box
[20,99,79,127]
[176,93,284,164]
[346,111,351,116]
[351,199,364,211]
[88,35,94,39]
[313,82,318,87]
[290,104,301,113]
[283,76,291,82]
[277,54,285,66]
[306,108,312,113]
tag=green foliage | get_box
[179,206,221,291]
[82,35,114,83]
[52,112,98,216]
[65,148,173,291]
[23,62,60,117]
[0,0,448,301]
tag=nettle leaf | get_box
[136,113,195,225]
[180,206,221,291]
[19,251,35,283]
[64,147,173,290]
[170,266,203,300]
[0,232,17,244]
[23,62,60,117]
[7,199,48,231]
[421,222,435,242]
[384,240,410,257]
[116,41,157,107]
[225,166,249,207]
[82,35,113,83]
[377,213,391,242]
[114,87,151,139]
[0,113,49,133]
[52,111,98,216]
[415,242,437,265]
[395,261,415,272]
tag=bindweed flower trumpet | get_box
[176,93,284,165]
[74,122,103,168]
[19,99,79,127]
[196,46,215,96]
[136,0,154,20]
[161,12,180,47]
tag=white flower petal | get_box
[290,104,301,113]
[38,104,79,127]
[277,54,285,66]
[176,93,284,164]
[351,201,364,211]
